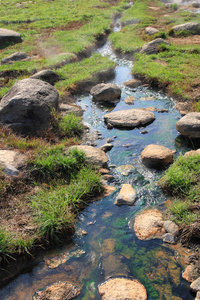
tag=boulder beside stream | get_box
[176,112,200,138]
[90,83,121,104]
[140,38,169,54]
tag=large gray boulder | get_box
[31,69,60,85]
[90,83,121,104]
[176,112,200,138]
[0,78,59,134]
[104,109,155,129]
[140,38,169,54]
[172,22,200,35]
[1,52,29,64]
[0,28,22,45]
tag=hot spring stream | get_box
[0,20,196,300]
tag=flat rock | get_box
[163,233,177,244]
[184,149,200,157]
[132,209,163,240]
[176,113,200,138]
[172,22,200,35]
[190,277,200,293]
[0,28,22,45]
[141,144,175,169]
[69,145,108,167]
[123,79,142,88]
[98,278,147,300]
[59,103,84,116]
[31,69,60,85]
[33,281,81,300]
[115,184,136,206]
[183,265,200,283]
[0,78,59,134]
[124,96,135,104]
[145,26,159,35]
[90,83,121,104]
[1,52,29,64]
[100,143,113,152]
[163,220,179,236]
[104,109,155,129]
[116,164,135,176]
[140,38,169,54]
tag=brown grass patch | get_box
[168,35,200,46]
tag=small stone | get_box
[99,168,110,174]
[106,138,114,143]
[140,130,148,134]
[163,233,177,244]
[183,265,199,282]
[116,165,135,176]
[3,165,19,176]
[163,220,179,236]
[100,143,114,152]
[102,174,114,181]
[124,96,135,105]
[190,277,200,293]
[115,184,136,206]
[124,79,142,88]
[145,26,159,35]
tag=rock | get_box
[100,143,113,152]
[163,220,179,236]
[124,96,135,104]
[1,52,29,64]
[68,145,108,167]
[33,281,81,300]
[102,174,114,181]
[183,265,200,282]
[115,184,136,206]
[172,22,200,35]
[0,28,22,45]
[196,291,200,300]
[0,78,59,134]
[123,79,142,88]
[145,26,159,35]
[59,103,84,116]
[192,2,200,8]
[163,233,177,244]
[190,277,200,293]
[31,69,60,85]
[132,209,163,240]
[184,149,200,157]
[176,113,200,138]
[141,130,148,134]
[141,144,175,169]
[116,165,135,176]
[3,165,19,176]
[90,83,121,104]
[99,168,110,174]
[98,278,147,300]
[0,150,25,176]
[106,138,114,143]
[140,38,169,54]
[104,109,155,129]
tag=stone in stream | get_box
[90,83,121,104]
[115,184,136,206]
[104,109,155,129]
[0,28,22,45]
[171,22,200,35]
[124,96,135,105]
[1,52,30,64]
[163,220,179,236]
[33,281,81,300]
[31,69,60,85]
[141,144,175,169]
[116,164,135,176]
[183,265,200,282]
[163,233,177,244]
[123,79,142,88]
[100,143,113,152]
[68,145,108,167]
[140,38,170,55]
[98,278,147,300]
[176,113,200,138]
[0,78,59,134]
[145,26,159,35]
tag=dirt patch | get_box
[168,35,200,46]
[154,59,168,66]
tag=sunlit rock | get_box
[123,79,142,88]
[116,164,135,176]
[0,28,22,45]
[124,96,135,104]
[140,38,169,54]
[145,26,159,35]
[163,220,179,236]
[172,22,200,35]
[176,112,200,138]
[1,52,29,64]
[90,83,121,104]
[115,184,136,206]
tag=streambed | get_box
[0,23,196,300]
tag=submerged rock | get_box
[176,112,200,138]
[124,96,135,105]
[115,184,136,206]
[33,281,81,300]
[104,109,155,129]
[0,78,59,134]
[31,69,60,85]
[140,38,169,54]
[141,144,175,169]
[0,28,22,45]
[116,164,135,176]
[1,52,29,64]
[90,83,121,104]
[98,278,147,300]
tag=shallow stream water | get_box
[0,21,197,300]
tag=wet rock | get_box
[190,277,200,293]
[104,109,155,129]
[140,38,170,55]
[1,52,29,64]
[183,265,200,282]
[124,96,135,104]
[123,79,142,88]
[68,145,108,167]
[176,112,200,138]
[115,184,136,206]
[132,209,163,240]
[141,144,175,169]
[163,233,177,244]
[116,164,135,176]
[145,26,159,35]
[98,278,147,300]
[184,149,200,157]
[100,143,113,152]
[0,28,22,45]
[140,130,148,134]
[163,220,179,236]
[59,103,84,116]
[171,22,200,35]
[106,138,114,143]
[0,78,59,134]
[90,83,121,104]
[33,281,81,300]
[31,69,60,85]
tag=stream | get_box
[0,17,197,300]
